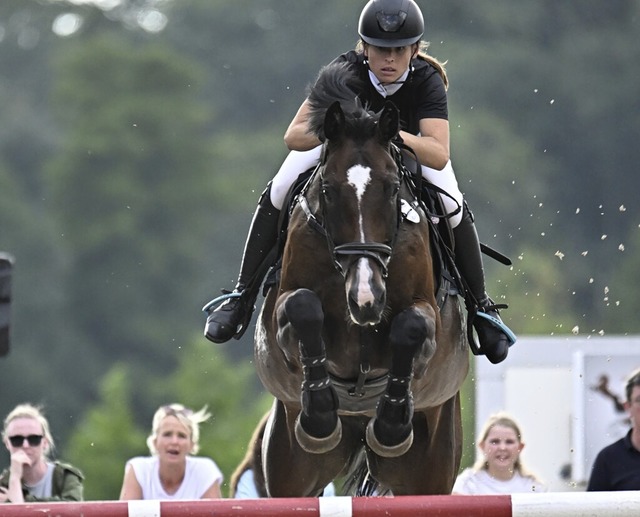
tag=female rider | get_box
[204,0,515,364]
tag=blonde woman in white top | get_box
[119,404,223,500]
[452,412,546,494]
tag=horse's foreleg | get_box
[278,288,342,453]
[366,305,436,457]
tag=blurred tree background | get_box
[0,0,638,498]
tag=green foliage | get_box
[489,247,578,335]
[459,359,476,469]
[45,34,220,375]
[65,364,147,501]
[604,225,640,333]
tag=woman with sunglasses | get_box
[1,403,84,503]
[119,403,223,500]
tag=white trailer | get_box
[474,335,640,492]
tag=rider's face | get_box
[364,44,417,84]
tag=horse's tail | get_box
[341,449,390,496]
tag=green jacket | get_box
[0,461,84,502]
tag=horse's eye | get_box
[386,181,400,198]
[322,185,334,203]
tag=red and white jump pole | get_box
[2,492,640,517]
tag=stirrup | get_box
[202,290,242,314]
[475,311,517,345]
[467,301,517,356]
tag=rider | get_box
[204,0,516,364]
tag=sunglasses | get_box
[8,434,44,447]
[161,405,193,418]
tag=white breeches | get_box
[270,146,464,228]
[270,147,324,210]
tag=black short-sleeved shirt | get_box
[587,430,640,491]
[330,50,448,136]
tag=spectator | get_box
[230,412,335,498]
[119,403,223,500]
[452,412,546,494]
[587,368,640,491]
[1,403,83,502]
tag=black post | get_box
[0,252,14,357]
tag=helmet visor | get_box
[376,11,407,33]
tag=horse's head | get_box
[316,100,401,326]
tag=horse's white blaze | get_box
[355,257,375,307]
[346,165,376,307]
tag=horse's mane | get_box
[307,62,374,142]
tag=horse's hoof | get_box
[294,413,342,454]
[365,418,413,458]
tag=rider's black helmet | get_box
[358,0,424,47]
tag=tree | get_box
[65,364,147,501]
[46,34,219,379]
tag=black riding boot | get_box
[204,185,280,344]
[453,204,512,364]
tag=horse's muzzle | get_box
[345,257,387,326]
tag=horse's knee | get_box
[389,307,433,348]
[283,289,323,330]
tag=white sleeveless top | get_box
[453,468,547,494]
[127,456,223,500]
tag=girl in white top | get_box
[119,404,223,500]
[452,412,547,494]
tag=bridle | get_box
[296,146,402,279]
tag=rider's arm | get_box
[399,117,450,170]
[284,99,323,151]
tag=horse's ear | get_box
[378,101,400,143]
[324,101,345,142]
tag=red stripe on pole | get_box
[0,498,319,517]
[0,495,513,517]
[354,495,512,517]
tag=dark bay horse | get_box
[254,63,469,496]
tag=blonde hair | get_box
[146,403,210,455]
[473,411,541,481]
[2,403,54,458]
[356,39,449,89]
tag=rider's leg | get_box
[204,147,322,344]
[421,160,514,364]
[453,204,511,363]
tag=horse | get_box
[254,62,469,496]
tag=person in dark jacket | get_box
[587,368,640,491]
